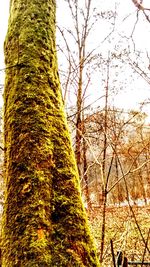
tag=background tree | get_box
[2,0,100,266]
[57,0,99,177]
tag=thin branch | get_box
[107,144,150,194]
[141,229,150,266]
[116,155,150,254]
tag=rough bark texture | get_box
[2,0,100,266]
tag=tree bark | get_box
[2,0,100,266]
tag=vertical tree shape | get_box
[2,0,100,266]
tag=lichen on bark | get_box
[2,0,100,266]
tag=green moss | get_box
[2,0,100,266]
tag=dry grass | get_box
[89,205,150,266]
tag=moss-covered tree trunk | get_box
[2,0,100,266]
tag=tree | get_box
[58,0,95,177]
[2,1,100,266]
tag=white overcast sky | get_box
[0,0,9,64]
[0,0,150,119]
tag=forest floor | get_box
[89,204,150,266]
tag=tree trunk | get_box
[75,55,83,177]
[82,114,92,211]
[2,0,100,266]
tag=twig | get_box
[110,239,116,267]
[141,229,150,266]
[117,156,150,254]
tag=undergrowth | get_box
[89,204,150,266]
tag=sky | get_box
[0,0,9,105]
[57,0,150,119]
[0,1,9,65]
[0,0,150,120]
